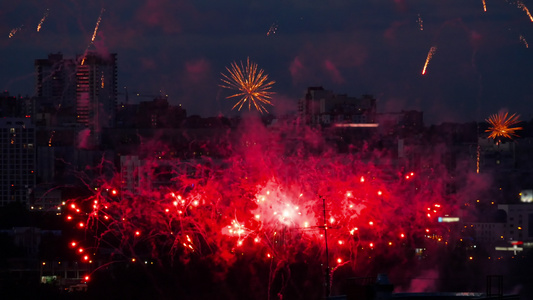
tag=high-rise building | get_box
[35,51,117,148]
[0,118,36,207]
[298,86,377,127]
[0,92,34,118]
[75,52,117,131]
[35,53,77,125]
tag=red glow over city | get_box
[2,1,533,298]
[61,116,459,292]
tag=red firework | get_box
[65,117,456,286]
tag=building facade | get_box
[35,52,117,148]
[35,53,77,125]
[0,92,34,118]
[298,86,377,127]
[0,118,36,206]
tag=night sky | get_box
[2,0,533,124]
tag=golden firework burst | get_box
[485,112,523,140]
[220,57,275,113]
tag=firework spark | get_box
[91,8,105,43]
[37,9,50,32]
[421,46,437,75]
[476,144,480,173]
[517,1,533,22]
[48,130,55,147]
[220,57,275,113]
[63,118,455,272]
[520,34,529,48]
[267,22,278,36]
[81,8,105,66]
[59,115,470,299]
[482,0,487,12]
[485,112,523,140]
[417,14,423,31]
[8,26,23,38]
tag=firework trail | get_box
[485,112,523,140]
[267,22,278,36]
[520,34,529,48]
[48,130,55,147]
[417,14,423,31]
[220,57,275,113]
[37,9,50,32]
[421,46,437,75]
[8,26,23,38]
[517,1,533,22]
[482,0,487,12]
[91,8,105,43]
[81,8,105,65]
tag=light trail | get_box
[267,22,278,36]
[8,26,22,38]
[421,46,437,75]
[37,9,50,32]
[81,8,105,66]
[517,1,533,22]
[91,8,105,43]
[520,34,529,48]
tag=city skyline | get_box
[2,1,533,125]
[2,2,533,298]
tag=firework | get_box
[267,22,278,36]
[8,26,22,38]
[482,0,487,12]
[81,8,105,66]
[421,46,437,75]
[62,116,458,293]
[476,144,480,173]
[517,1,533,22]
[417,14,423,31]
[485,112,523,140]
[220,57,275,113]
[48,130,55,147]
[520,34,529,48]
[37,9,50,32]
[90,8,105,43]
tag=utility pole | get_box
[321,195,330,299]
